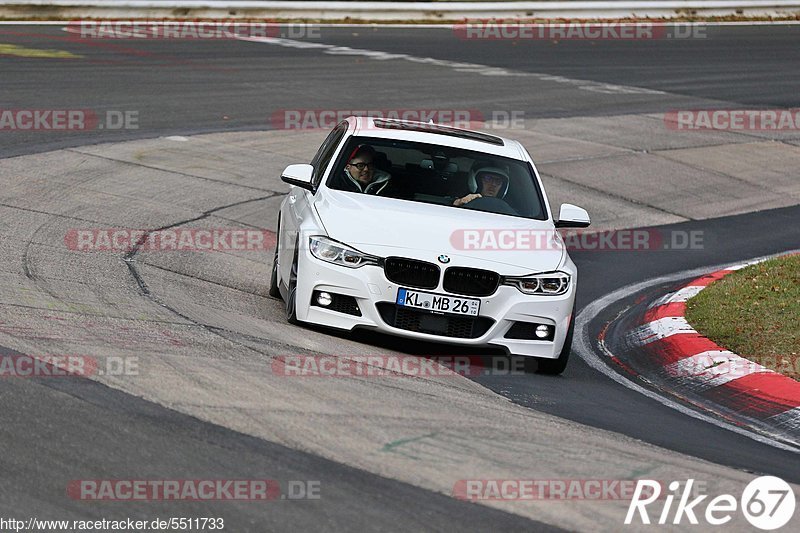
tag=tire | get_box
[268,239,281,299]
[285,246,299,325]
[534,313,575,376]
[269,217,282,298]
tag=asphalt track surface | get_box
[1,23,800,530]
[2,24,799,157]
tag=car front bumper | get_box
[293,250,576,359]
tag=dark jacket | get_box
[328,168,393,195]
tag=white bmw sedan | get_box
[270,117,590,374]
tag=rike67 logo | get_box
[626,477,795,530]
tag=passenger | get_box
[453,167,510,207]
[330,144,393,195]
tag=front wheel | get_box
[269,217,282,298]
[534,314,575,375]
[521,310,575,375]
[285,247,299,325]
[269,243,281,299]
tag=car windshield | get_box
[327,136,548,220]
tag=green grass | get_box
[685,254,800,380]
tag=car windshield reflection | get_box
[326,137,547,220]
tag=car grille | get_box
[376,303,493,339]
[384,257,440,289]
[443,267,500,297]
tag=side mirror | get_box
[555,203,591,228]
[281,164,315,191]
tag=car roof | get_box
[349,116,528,160]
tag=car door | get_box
[279,121,349,284]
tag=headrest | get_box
[420,159,458,173]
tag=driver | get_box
[453,167,510,207]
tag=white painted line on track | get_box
[666,285,705,303]
[628,315,695,345]
[234,34,666,94]
[661,351,773,392]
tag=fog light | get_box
[535,325,551,339]
[316,292,333,307]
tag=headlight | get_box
[503,271,570,295]
[308,236,379,269]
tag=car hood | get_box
[314,189,564,273]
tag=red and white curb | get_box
[627,259,800,431]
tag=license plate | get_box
[396,288,480,316]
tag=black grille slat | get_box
[504,322,538,340]
[328,295,361,316]
[376,303,493,339]
[384,257,440,289]
[504,321,553,341]
[443,267,500,297]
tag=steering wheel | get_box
[461,196,519,216]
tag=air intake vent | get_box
[376,303,493,339]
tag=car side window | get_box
[312,122,348,188]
